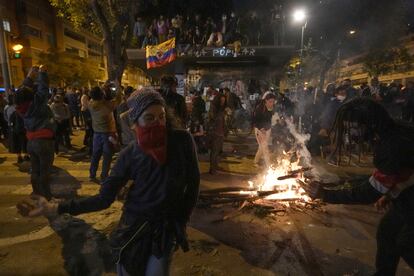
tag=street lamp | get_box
[292,9,307,78]
[349,30,356,35]
[12,44,23,52]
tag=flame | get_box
[246,154,311,202]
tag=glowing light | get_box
[293,9,306,23]
[12,44,23,52]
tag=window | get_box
[64,28,86,43]
[47,33,56,48]
[23,25,42,39]
[2,20,10,32]
[87,41,102,53]
[65,47,79,55]
[79,50,86,58]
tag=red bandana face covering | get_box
[16,101,32,116]
[135,123,167,165]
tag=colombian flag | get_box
[146,38,176,69]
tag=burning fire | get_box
[245,152,312,202]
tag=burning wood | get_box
[276,167,312,180]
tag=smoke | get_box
[278,114,334,181]
[285,117,311,167]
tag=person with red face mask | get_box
[19,88,200,276]
[14,65,56,200]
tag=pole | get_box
[298,21,307,78]
[0,18,11,90]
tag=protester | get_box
[117,86,135,147]
[21,89,200,276]
[305,98,414,275]
[206,28,223,47]
[14,65,56,199]
[88,82,122,182]
[208,93,227,174]
[0,93,7,139]
[133,16,147,48]
[159,75,187,128]
[402,81,414,122]
[81,88,93,155]
[65,87,81,129]
[142,29,159,48]
[50,94,71,153]
[252,92,276,167]
[4,94,29,163]
[157,15,168,43]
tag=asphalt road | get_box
[0,131,412,276]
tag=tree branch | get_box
[90,0,111,38]
[107,0,120,19]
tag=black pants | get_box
[375,207,414,275]
[82,110,93,154]
[27,139,55,200]
[209,135,223,172]
[55,120,71,153]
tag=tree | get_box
[38,49,103,87]
[50,0,142,82]
[363,47,413,77]
[291,0,409,89]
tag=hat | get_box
[127,88,165,123]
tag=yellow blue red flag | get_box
[146,38,176,69]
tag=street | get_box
[0,131,412,276]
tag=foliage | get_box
[363,47,413,77]
[38,49,103,87]
[49,0,143,81]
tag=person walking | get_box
[252,92,276,168]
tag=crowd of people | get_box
[1,66,413,274]
[134,12,266,50]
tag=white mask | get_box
[337,95,346,101]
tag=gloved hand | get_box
[303,180,325,200]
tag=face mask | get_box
[336,95,346,102]
[16,101,32,116]
[135,123,167,165]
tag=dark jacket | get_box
[22,73,56,134]
[252,105,273,130]
[191,96,206,123]
[323,129,414,220]
[160,90,187,127]
[58,129,200,274]
[319,98,343,130]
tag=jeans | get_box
[254,128,271,167]
[89,132,114,179]
[27,139,55,200]
[116,238,175,276]
[374,207,414,275]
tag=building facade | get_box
[0,0,148,88]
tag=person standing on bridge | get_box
[20,89,200,276]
